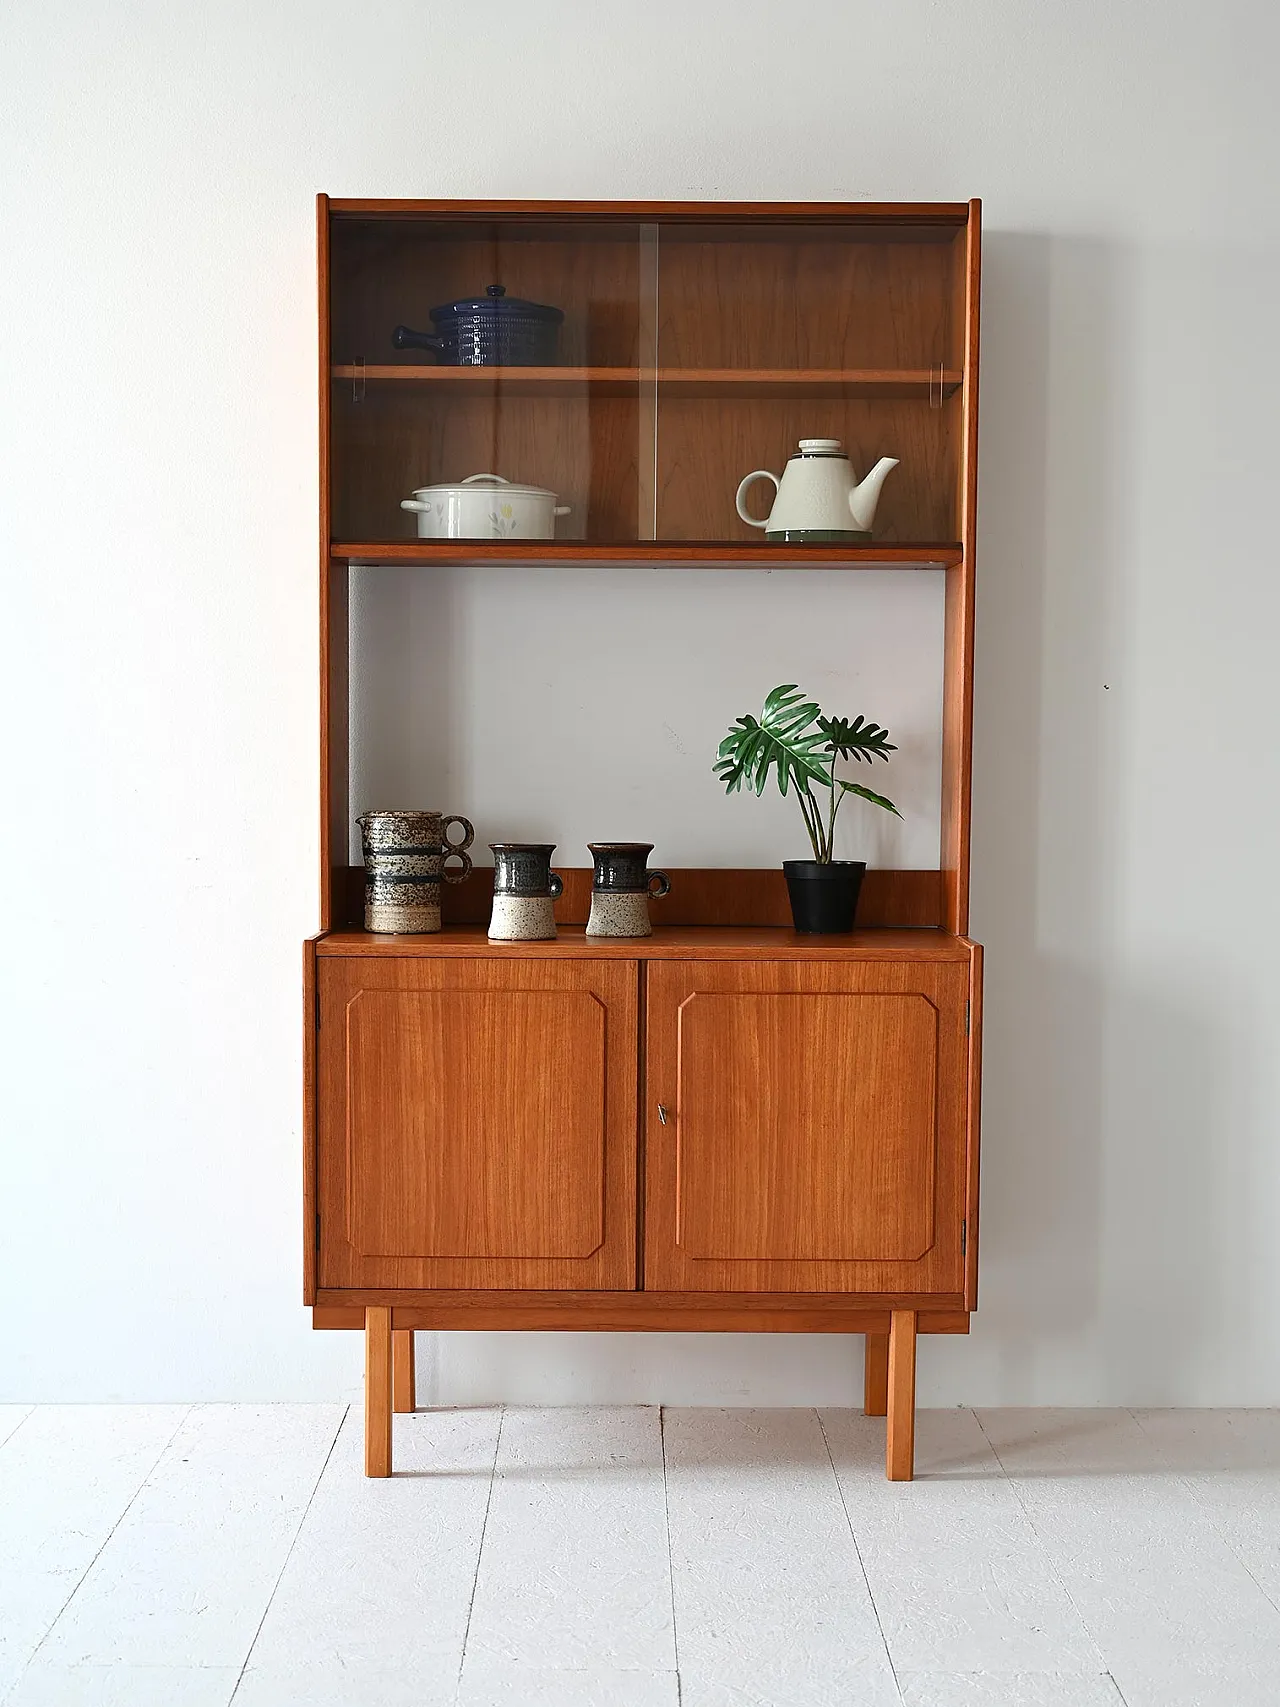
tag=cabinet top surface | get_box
[315,925,975,961]
[324,197,978,224]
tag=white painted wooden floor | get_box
[2,1404,1279,1706]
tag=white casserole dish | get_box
[400,473,571,540]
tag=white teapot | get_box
[735,439,898,541]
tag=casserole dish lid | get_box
[428,283,564,324]
[408,473,559,499]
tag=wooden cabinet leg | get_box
[393,1330,416,1414]
[864,1333,889,1416]
[365,1306,393,1477]
[886,1309,917,1482]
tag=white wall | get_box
[2,0,1278,1406]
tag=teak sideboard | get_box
[306,198,983,1482]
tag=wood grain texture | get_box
[344,988,608,1259]
[333,386,639,544]
[327,199,972,224]
[317,956,638,1291]
[316,924,970,962]
[392,1330,415,1413]
[331,866,944,932]
[644,959,970,1294]
[965,940,984,1310]
[364,1306,392,1477]
[317,193,336,929]
[673,989,940,1262]
[657,231,959,369]
[886,1308,918,1481]
[864,1332,889,1416]
[311,1292,970,1332]
[303,938,319,1306]
[657,394,958,543]
[330,540,962,567]
[330,226,640,543]
[941,202,981,936]
[331,364,962,398]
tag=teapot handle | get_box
[735,470,780,529]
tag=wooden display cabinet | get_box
[308,198,982,1481]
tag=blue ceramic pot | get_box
[393,284,564,366]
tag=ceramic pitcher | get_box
[487,843,564,941]
[357,809,474,934]
[585,843,671,938]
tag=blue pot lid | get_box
[429,284,564,324]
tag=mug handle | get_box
[735,469,779,529]
[648,870,671,898]
[442,848,473,884]
[443,814,474,851]
[549,872,564,900]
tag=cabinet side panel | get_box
[965,939,983,1309]
[303,936,318,1304]
[318,195,349,928]
[941,203,980,936]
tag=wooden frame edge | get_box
[311,1291,969,1334]
[302,935,320,1304]
[964,938,983,1309]
[325,198,972,223]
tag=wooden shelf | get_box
[331,540,963,568]
[331,364,962,400]
[316,925,973,962]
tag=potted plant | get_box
[714,683,901,933]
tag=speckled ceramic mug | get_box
[487,843,563,941]
[357,809,474,934]
[585,843,671,938]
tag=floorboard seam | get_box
[0,1407,34,1457]
[1127,1406,1280,1622]
[972,1407,1113,1682]
[815,1405,903,1702]
[226,1402,349,1703]
[659,1406,683,1703]
[455,1403,505,1700]
[0,1403,194,1706]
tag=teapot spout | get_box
[847,457,899,533]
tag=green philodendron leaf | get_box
[836,778,902,817]
[713,683,832,800]
[819,714,897,763]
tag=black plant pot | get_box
[782,859,867,934]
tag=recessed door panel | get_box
[318,956,638,1290]
[676,991,937,1261]
[645,959,969,1295]
[345,989,607,1260]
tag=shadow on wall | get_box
[941,229,1221,1406]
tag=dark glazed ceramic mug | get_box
[487,842,563,941]
[585,842,671,938]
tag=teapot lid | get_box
[793,438,847,458]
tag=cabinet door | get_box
[317,956,638,1290]
[644,958,970,1295]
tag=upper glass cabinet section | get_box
[326,205,972,554]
